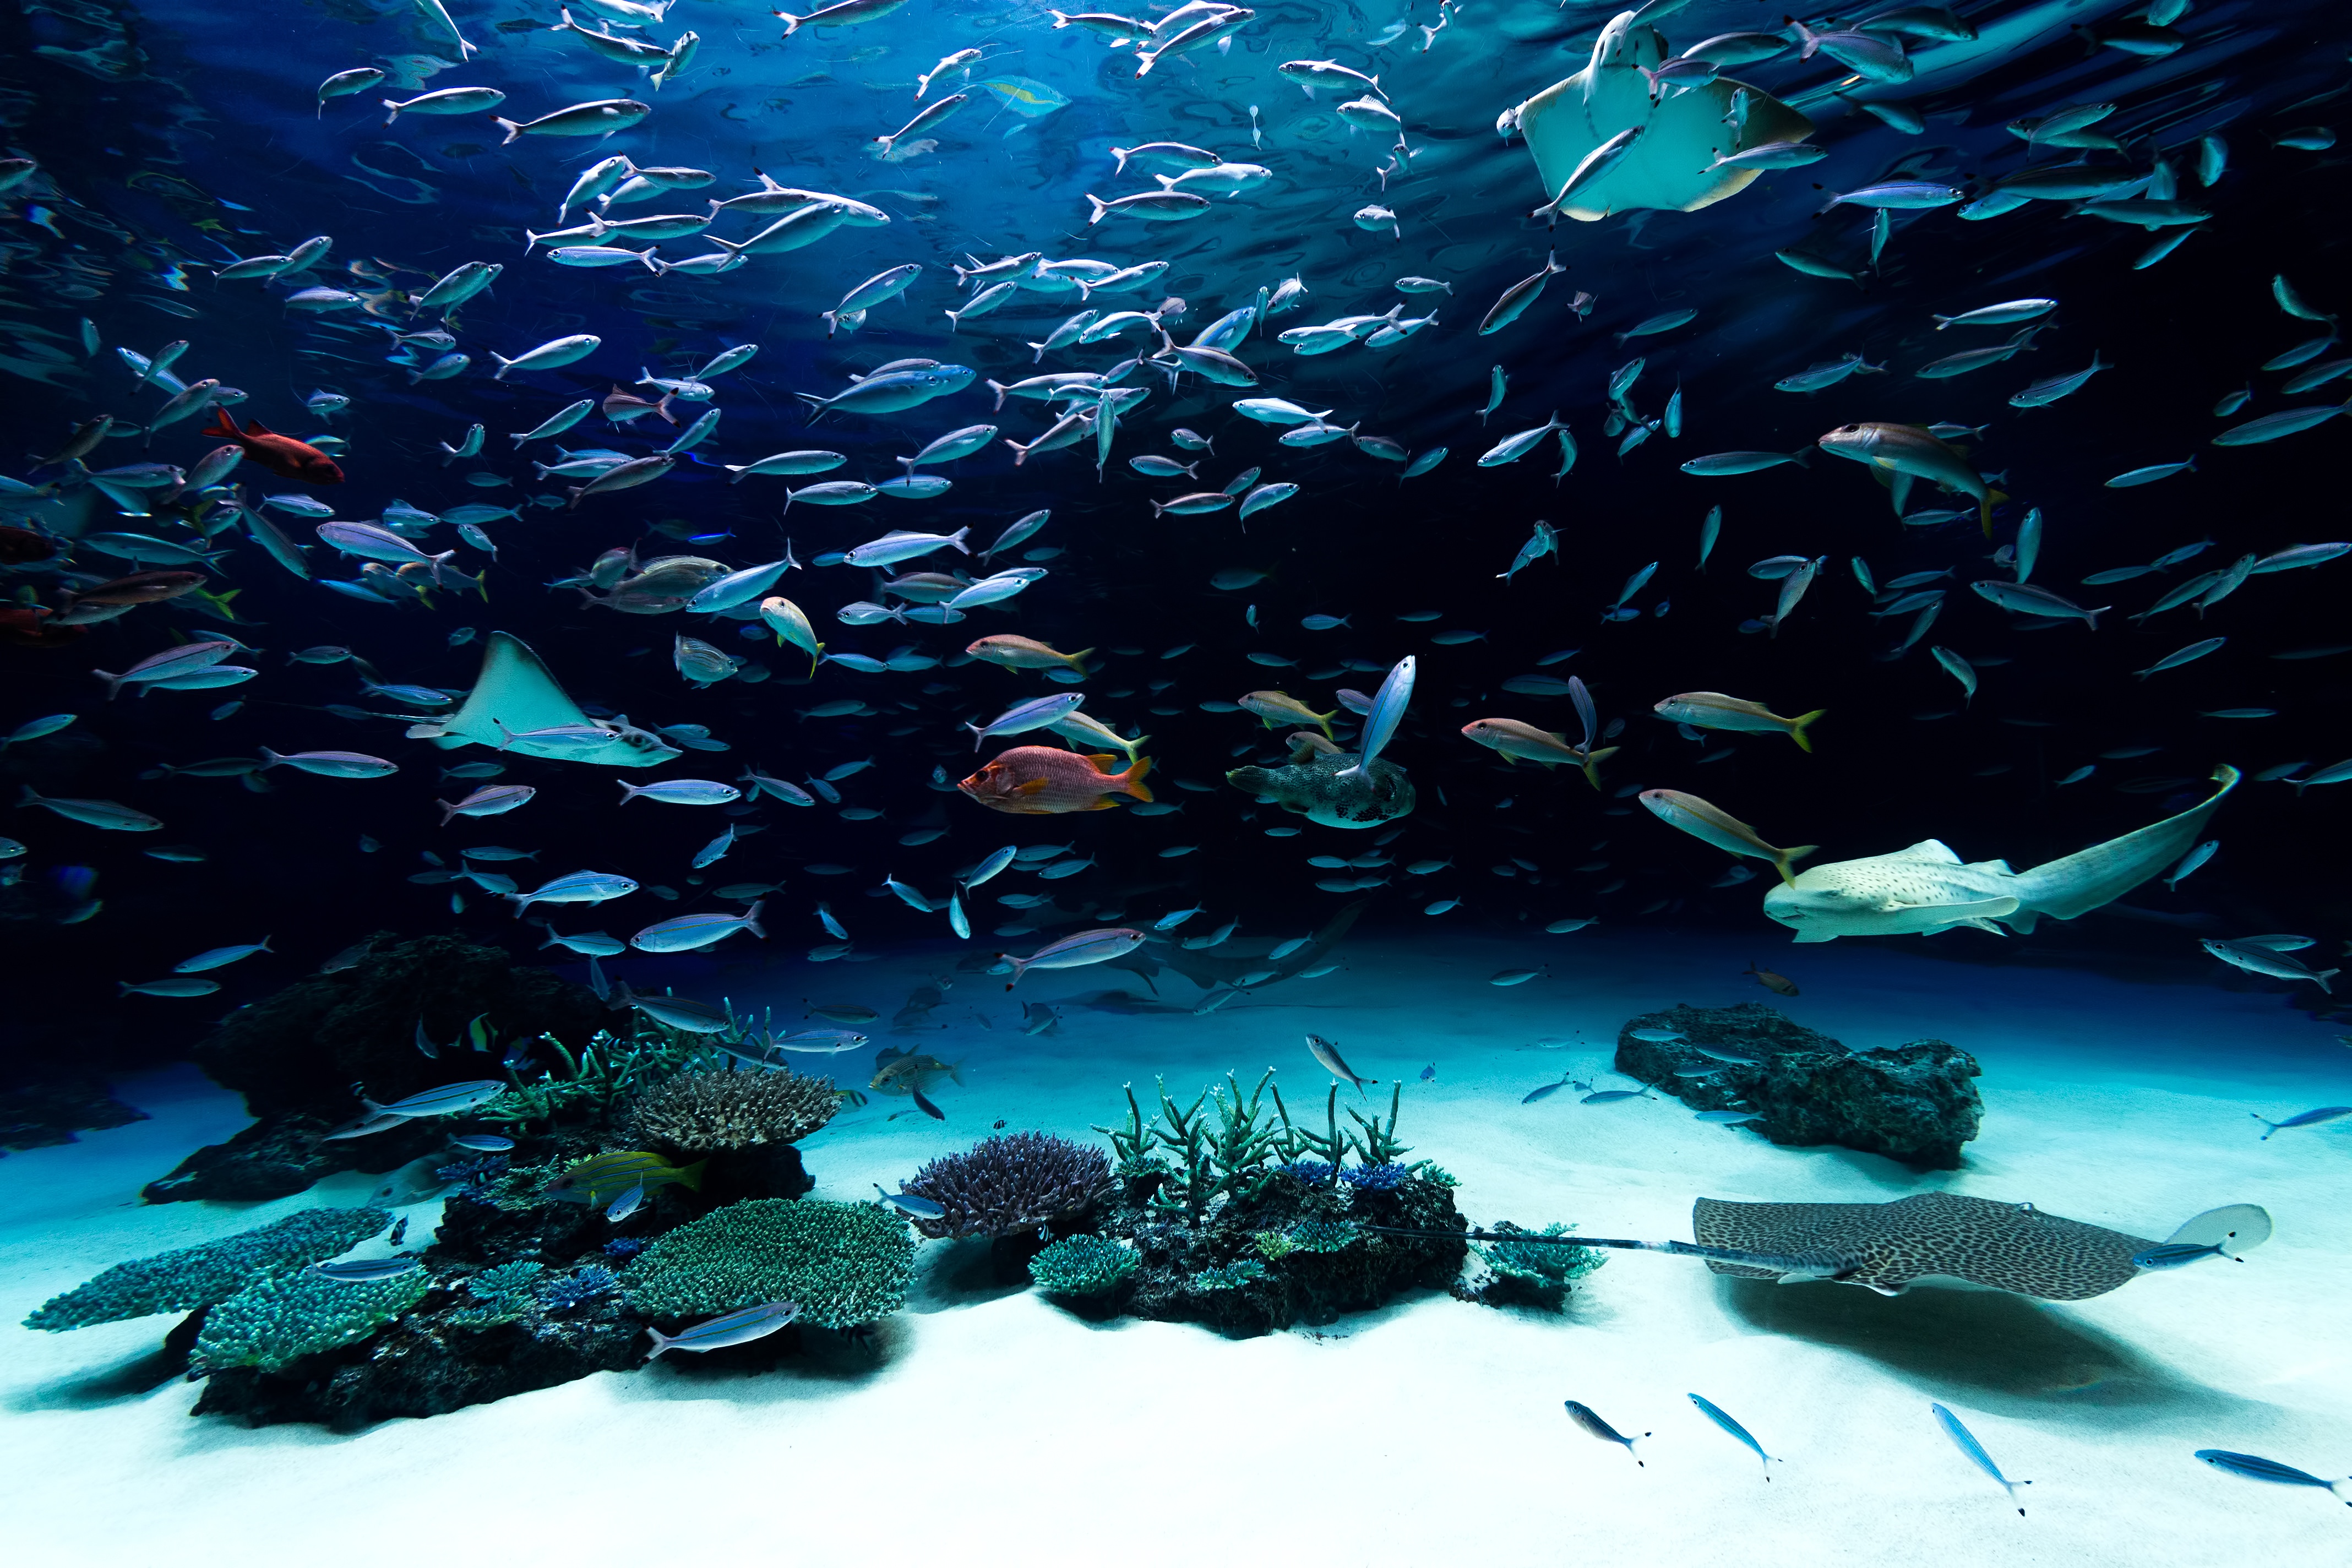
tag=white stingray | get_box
[407,631,680,769]
[1504,11,1813,222]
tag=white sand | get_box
[6,929,2349,1566]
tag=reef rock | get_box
[1614,1003,1982,1169]
[150,934,607,1202]
[0,1074,148,1152]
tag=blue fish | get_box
[644,1300,802,1360]
[1932,1403,2029,1515]
[1689,1393,1778,1476]
[2195,1449,2352,1504]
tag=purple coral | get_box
[900,1132,1112,1241]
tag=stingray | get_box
[406,631,680,769]
[1502,11,1814,223]
[1367,1194,2271,1302]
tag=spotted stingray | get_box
[1368,1195,2269,1302]
[1690,1193,2269,1301]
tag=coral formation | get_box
[901,1131,1112,1240]
[624,1199,916,1330]
[624,1066,839,1150]
[1615,1003,1984,1168]
[1027,1234,1140,1298]
[1458,1222,1604,1312]
[1053,1074,1466,1336]
[24,1207,392,1330]
[150,934,609,1201]
[190,1267,429,1374]
[448,1262,546,1327]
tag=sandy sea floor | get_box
[5,928,2349,1567]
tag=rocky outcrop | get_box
[1614,1003,1982,1169]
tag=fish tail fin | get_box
[1125,755,1154,802]
[1084,193,1109,225]
[2318,969,2340,994]
[675,1157,709,1190]
[1066,647,1097,672]
[1980,488,2006,536]
[773,10,804,35]
[380,100,402,126]
[1785,445,1812,467]
[743,899,766,940]
[434,798,459,826]
[1789,710,1825,752]
[2083,605,2109,630]
[199,408,238,440]
[1775,846,1819,888]
[643,1326,674,1360]
[495,118,523,145]
[616,781,639,804]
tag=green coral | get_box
[1287,1219,1360,1254]
[1028,1234,1140,1297]
[1189,1258,1267,1293]
[1472,1222,1604,1311]
[24,1208,393,1331]
[448,1262,546,1326]
[1253,1230,1297,1261]
[623,1199,914,1330]
[478,1027,728,1128]
[191,1267,428,1374]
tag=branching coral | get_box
[624,1066,839,1151]
[1028,1234,1140,1297]
[448,1262,546,1327]
[1189,1259,1267,1292]
[24,1208,393,1331]
[190,1267,428,1374]
[901,1131,1112,1240]
[1469,1222,1604,1312]
[478,1028,727,1128]
[623,1198,914,1330]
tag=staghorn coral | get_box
[624,1066,840,1151]
[900,1131,1113,1240]
[448,1262,546,1327]
[1028,1234,1140,1297]
[623,1198,914,1330]
[190,1267,429,1374]
[24,1208,393,1331]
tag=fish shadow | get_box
[1713,1276,2258,1424]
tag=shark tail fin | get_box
[2007,764,2240,927]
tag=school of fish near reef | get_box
[2,0,2351,1533]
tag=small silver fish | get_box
[1562,1400,1647,1464]
[1305,1033,1378,1096]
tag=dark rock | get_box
[695,1141,814,1206]
[141,1112,449,1204]
[1089,1168,1466,1338]
[150,934,607,1202]
[193,932,607,1120]
[192,1291,652,1429]
[1615,1003,1982,1169]
[0,1075,148,1152]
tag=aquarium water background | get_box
[1,0,2350,1561]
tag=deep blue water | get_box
[2,0,2349,1133]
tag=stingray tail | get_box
[2005,765,2240,931]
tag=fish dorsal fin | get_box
[246,419,274,436]
[1891,839,1963,864]
[1086,753,1119,771]
[1964,858,2015,874]
[878,530,927,541]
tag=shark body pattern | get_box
[1762,766,2238,942]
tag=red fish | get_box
[200,410,344,484]
[0,524,57,565]
[0,606,84,647]
[958,746,1153,815]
